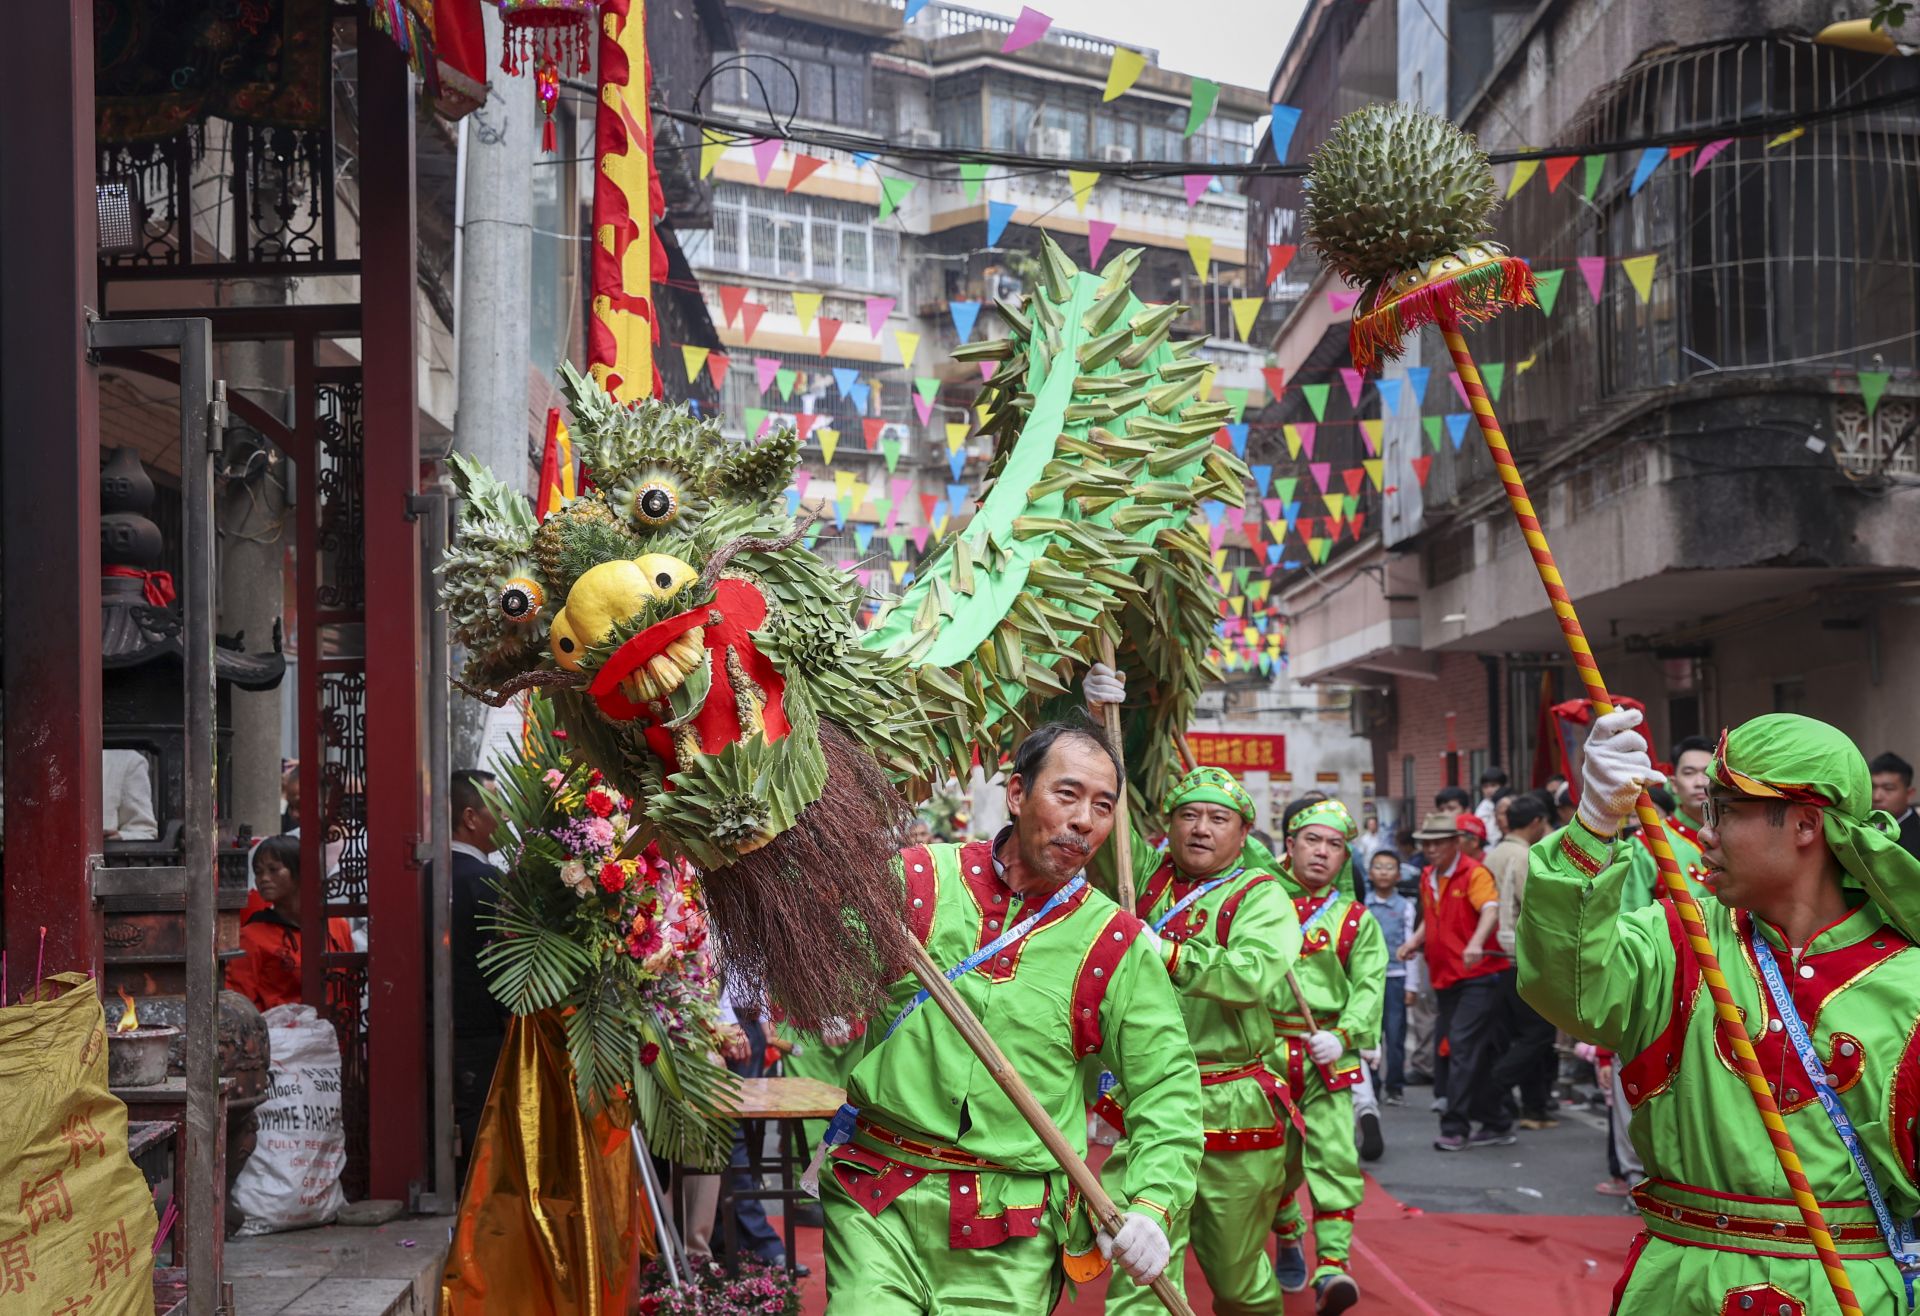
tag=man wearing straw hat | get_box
[1520,709,1920,1315]
[1264,796,1386,1315]
[1088,762,1304,1316]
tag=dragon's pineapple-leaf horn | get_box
[863,233,1244,824]
[1306,102,1533,370]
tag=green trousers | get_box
[822,1164,1063,1314]
[1272,1068,1361,1283]
[1102,1133,1291,1315]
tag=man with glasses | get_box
[1519,709,1920,1315]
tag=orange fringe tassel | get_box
[1348,256,1537,372]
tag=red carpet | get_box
[781,1171,1640,1314]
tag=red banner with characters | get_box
[1187,733,1286,773]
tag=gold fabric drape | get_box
[440,1012,656,1314]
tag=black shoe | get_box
[1469,1128,1517,1148]
[1357,1110,1384,1162]
[1314,1272,1360,1314]
[791,1261,811,1278]
[790,1199,826,1228]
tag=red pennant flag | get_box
[1342,467,1366,497]
[786,154,826,192]
[1262,366,1287,402]
[1213,427,1233,449]
[740,303,766,342]
[794,413,818,444]
[1667,143,1696,159]
[817,316,843,355]
[1265,243,1298,286]
[1542,156,1579,192]
[718,285,749,327]
[1349,512,1365,539]
[1411,455,1434,486]
[1243,521,1265,554]
[919,493,938,524]
[707,352,732,387]
[862,417,886,449]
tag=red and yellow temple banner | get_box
[1186,733,1286,773]
[590,0,662,402]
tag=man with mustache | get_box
[1267,798,1387,1315]
[818,719,1203,1314]
[1520,710,1920,1315]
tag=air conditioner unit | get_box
[1097,144,1133,164]
[906,128,942,149]
[1028,126,1071,158]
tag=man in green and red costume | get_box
[1093,764,1304,1316]
[1268,797,1387,1316]
[1521,709,1920,1315]
[819,720,1203,1313]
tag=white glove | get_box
[1360,1048,1381,1069]
[1138,927,1165,959]
[1307,1030,1344,1066]
[1578,708,1666,836]
[818,1016,854,1047]
[1097,1211,1171,1284]
[1084,661,1127,709]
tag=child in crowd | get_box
[1361,849,1415,1103]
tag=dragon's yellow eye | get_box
[499,576,545,623]
[633,480,679,527]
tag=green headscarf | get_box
[1278,797,1358,898]
[1162,765,1256,822]
[1712,713,1920,942]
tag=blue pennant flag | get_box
[1404,365,1431,406]
[1266,544,1282,565]
[832,367,859,396]
[832,498,849,530]
[1445,413,1471,449]
[930,498,949,524]
[1226,423,1250,457]
[986,200,1017,246]
[1259,655,1272,675]
[785,488,801,516]
[949,300,982,342]
[946,482,970,512]
[903,0,932,18]
[948,449,966,479]
[1375,378,1402,416]
[1200,499,1226,526]
[1269,105,1303,162]
[851,151,877,169]
[1282,558,1302,571]
[853,524,875,552]
[850,381,871,412]
[1629,146,1664,196]
[1284,501,1301,531]
[1250,463,1272,494]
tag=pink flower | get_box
[583,817,615,849]
[543,768,566,790]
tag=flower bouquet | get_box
[636,1259,801,1316]
[479,694,738,1168]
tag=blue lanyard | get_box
[1748,925,1920,1305]
[1152,867,1245,933]
[1299,892,1346,941]
[885,875,1087,1038]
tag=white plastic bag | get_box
[229,1003,347,1235]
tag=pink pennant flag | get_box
[1449,372,1468,406]
[882,498,899,530]
[979,362,995,380]
[1691,139,1732,175]
[1001,5,1053,52]
[1087,220,1116,267]
[913,394,934,425]
[794,470,812,499]
[1226,506,1246,530]
[755,412,774,440]
[1328,288,1361,314]
[1182,174,1213,207]
[864,297,895,338]
[1261,497,1282,521]
[1296,421,1317,458]
[1208,522,1228,551]
[1338,367,1364,408]
[891,476,912,500]
[1309,462,1332,493]
[1577,256,1607,303]
[909,526,930,551]
[751,137,781,184]
[855,568,871,588]
[754,356,780,393]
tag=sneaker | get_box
[1469,1128,1518,1148]
[1314,1272,1360,1314]
[1428,1095,1449,1113]
[1384,1089,1405,1106]
[1273,1242,1309,1293]
[1357,1110,1384,1162]
[1432,1134,1469,1152]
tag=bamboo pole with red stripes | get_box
[1437,319,1865,1316]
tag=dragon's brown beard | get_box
[701,719,916,1029]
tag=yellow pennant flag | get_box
[1363,459,1384,490]
[833,470,857,500]
[1103,47,1148,101]
[681,345,710,382]
[792,291,822,333]
[945,422,969,452]
[1283,424,1304,460]
[699,128,727,179]
[1515,352,1539,375]
[1309,536,1330,563]
[1767,125,1805,149]
[975,403,992,428]
[890,560,908,584]
[1186,234,1213,282]
[849,479,869,509]
[893,330,921,368]
[1230,297,1264,343]
[1215,571,1233,593]
[1228,595,1245,617]
[1620,253,1659,303]
[1323,491,1346,521]
[1210,548,1228,570]
[1506,156,1540,198]
[1067,170,1099,212]
[1249,580,1271,603]
[818,427,840,465]
[1360,418,1384,453]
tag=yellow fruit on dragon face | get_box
[549,555,699,671]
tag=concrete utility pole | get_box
[450,3,535,768]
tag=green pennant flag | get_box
[1481,362,1507,402]
[1233,565,1252,588]
[1274,475,1298,504]
[878,175,917,222]
[1184,78,1220,138]
[1223,387,1249,423]
[1533,267,1565,317]
[776,368,797,400]
[1860,369,1891,418]
[887,533,908,557]
[872,497,893,526]
[744,407,767,440]
[915,376,941,404]
[960,162,988,204]
[1423,416,1443,452]
[881,436,902,472]
[1581,154,1606,202]
[1301,382,1330,421]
